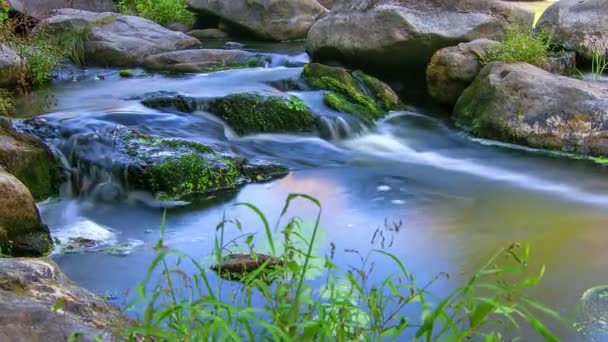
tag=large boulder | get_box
[0,44,24,88]
[306,0,534,78]
[186,0,328,41]
[35,9,200,67]
[427,39,500,106]
[427,39,576,106]
[6,0,116,20]
[0,170,52,257]
[536,0,608,62]
[454,62,608,156]
[0,118,58,200]
[143,49,268,73]
[0,257,124,341]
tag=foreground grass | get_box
[114,194,561,341]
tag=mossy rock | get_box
[207,93,317,135]
[302,63,402,124]
[140,91,197,113]
[211,253,283,281]
[0,118,59,201]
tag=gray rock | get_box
[0,44,24,88]
[35,9,200,67]
[427,39,576,106]
[0,257,124,341]
[0,170,52,257]
[223,41,245,50]
[6,0,116,20]
[537,0,608,62]
[186,0,328,41]
[454,62,608,156]
[187,28,229,40]
[427,39,501,106]
[143,49,267,73]
[166,22,193,33]
[0,118,59,201]
[318,0,333,9]
[306,0,534,76]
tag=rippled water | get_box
[13,45,608,340]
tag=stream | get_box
[13,45,608,340]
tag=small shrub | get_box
[118,0,193,26]
[483,27,552,67]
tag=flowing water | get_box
[12,45,608,340]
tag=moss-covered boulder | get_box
[206,93,317,135]
[22,120,289,202]
[302,63,402,125]
[454,62,608,156]
[0,118,59,201]
[0,170,53,257]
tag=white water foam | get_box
[342,132,608,207]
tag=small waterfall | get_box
[316,115,364,140]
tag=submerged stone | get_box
[206,92,317,135]
[211,253,283,281]
[302,63,402,125]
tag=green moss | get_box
[303,63,402,124]
[120,69,134,77]
[324,92,374,126]
[208,93,317,135]
[352,70,402,111]
[144,153,241,201]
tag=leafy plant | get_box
[0,89,13,115]
[482,27,552,67]
[120,194,562,341]
[0,0,9,23]
[286,96,308,113]
[118,0,193,26]
[591,47,607,80]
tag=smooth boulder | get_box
[187,0,328,41]
[7,0,116,20]
[0,170,52,257]
[427,39,500,106]
[0,258,124,341]
[306,0,534,76]
[427,39,576,106]
[143,49,268,73]
[454,62,608,156]
[35,9,200,67]
[0,44,24,88]
[537,0,608,62]
[0,118,58,200]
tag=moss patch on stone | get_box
[303,63,402,124]
[207,93,317,135]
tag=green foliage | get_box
[286,96,307,112]
[0,1,9,23]
[208,93,317,135]
[591,47,607,80]
[118,0,193,25]
[482,27,552,67]
[120,194,562,341]
[0,19,89,87]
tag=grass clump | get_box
[116,194,563,341]
[118,0,193,26]
[0,18,89,88]
[482,27,552,67]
